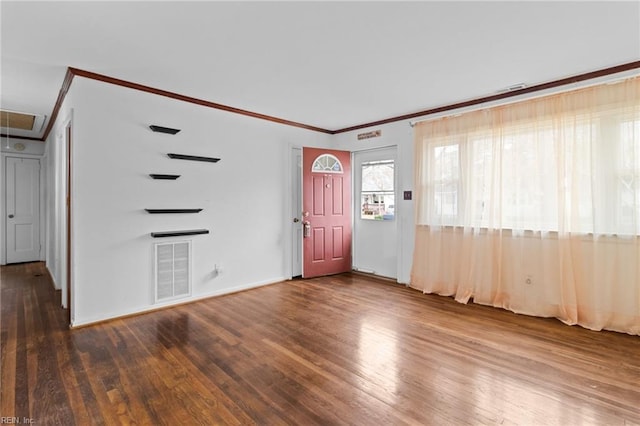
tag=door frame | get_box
[289,146,303,278]
[1,151,44,265]
[301,147,352,278]
[287,144,305,279]
[288,146,355,279]
[65,121,73,324]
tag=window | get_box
[312,154,343,173]
[617,119,640,234]
[361,160,395,220]
[412,77,640,336]
[416,76,640,235]
[431,144,459,223]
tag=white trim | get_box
[350,144,399,154]
[39,155,46,262]
[70,276,286,328]
[63,113,74,317]
[287,145,303,279]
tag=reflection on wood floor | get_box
[2,262,639,425]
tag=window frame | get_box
[360,159,396,221]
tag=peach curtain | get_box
[411,76,640,335]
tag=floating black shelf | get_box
[151,229,209,238]
[149,174,181,180]
[150,125,181,135]
[145,209,203,214]
[168,153,220,163]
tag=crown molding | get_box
[332,60,640,134]
[37,60,640,142]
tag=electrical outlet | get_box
[211,264,222,279]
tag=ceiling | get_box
[2,1,639,139]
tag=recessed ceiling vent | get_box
[498,83,527,93]
[0,109,46,132]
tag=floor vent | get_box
[154,241,191,303]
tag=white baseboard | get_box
[70,276,286,328]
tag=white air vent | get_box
[154,241,191,303]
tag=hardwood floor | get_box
[1,262,639,425]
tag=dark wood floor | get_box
[2,262,639,425]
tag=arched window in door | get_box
[311,154,343,173]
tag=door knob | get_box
[8,214,14,218]
[293,218,300,223]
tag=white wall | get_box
[42,68,640,327]
[65,77,332,326]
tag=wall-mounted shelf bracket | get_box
[168,153,220,163]
[145,209,203,214]
[150,125,181,134]
[149,174,180,180]
[151,229,209,238]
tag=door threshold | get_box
[350,269,398,284]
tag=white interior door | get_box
[353,146,397,279]
[6,156,41,264]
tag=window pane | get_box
[416,76,640,236]
[617,120,640,234]
[361,160,394,220]
[431,144,459,225]
[312,154,343,173]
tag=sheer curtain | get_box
[411,76,640,335]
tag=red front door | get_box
[302,147,352,278]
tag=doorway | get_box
[4,156,41,264]
[290,147,353,279]
[301,147,352,278]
